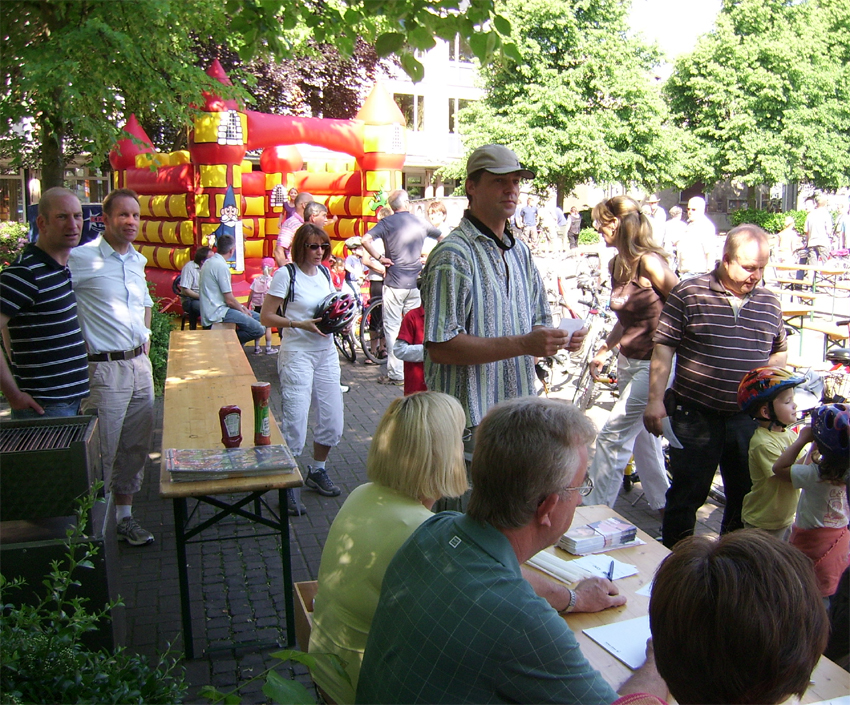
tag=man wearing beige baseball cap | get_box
[421,144,588,453]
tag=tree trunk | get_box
[39,101,65,191]
[556,179,565,210]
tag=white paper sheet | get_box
[558,317,585,345]
[635,580,653,597]
[570,554,638,580]
[661,416,683,449]
[584,615,651,670]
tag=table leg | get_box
[279,488,296,647]
[173,497,194,660]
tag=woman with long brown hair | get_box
[583,195,678,512]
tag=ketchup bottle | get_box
[219,405,242,448]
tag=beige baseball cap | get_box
[466,144,534,179]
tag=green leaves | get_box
[666,0,850,189]
[262,669,315,704]
[2,0,514,185]
[0,486,186,704]
[376,32,406,56]
[459,0,678,195]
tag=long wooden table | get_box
[532,505,849,703]
[160,329,302,659]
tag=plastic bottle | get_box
[219,405,242,448]
[251,382,271,446]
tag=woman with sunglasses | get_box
[583,196,678,515]
[261,223,343,515]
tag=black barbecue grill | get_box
[0,415,101,522]
[0,414,123,649]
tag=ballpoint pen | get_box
[607,560,615,582]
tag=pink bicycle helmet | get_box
[314,292,357,334]
[811,403,850,457]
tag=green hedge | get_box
[728,209,807,233]
[0,222,29,270]
[578,228,599,245]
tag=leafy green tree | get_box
[454,0,687,202]
[141,39,391,153]
[1,0,517,189]
[665,0,850,193]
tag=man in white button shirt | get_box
[677,196,717,279]
[68,188,155,546]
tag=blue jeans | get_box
[11,398,83,419]
[661,401,757,548]
[223,308,265,346]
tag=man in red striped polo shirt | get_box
[644,224,787,548]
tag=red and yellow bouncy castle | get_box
[109,59,406,301]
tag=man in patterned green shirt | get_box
[357,398,667,704]
[422,144,587,429]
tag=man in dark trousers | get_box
[361,189,440,385]
[644,224,787,548]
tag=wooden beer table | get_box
[532,505,849,703]
[159,330,302,659]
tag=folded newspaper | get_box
[559,517,638,555]
[166,445,298,481]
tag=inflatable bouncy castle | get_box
[109,60,406,301]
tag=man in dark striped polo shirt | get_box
[643,224,787,548]
[0,188,89,418]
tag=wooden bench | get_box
[801,320,849,357]
[767,287,817,302]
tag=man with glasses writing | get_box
[357,397,667,704]
[200,234,265,348]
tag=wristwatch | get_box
[560,588,577,614]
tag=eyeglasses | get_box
[539,475,594,506]
[306,243,331,251]
[561,475,593,497]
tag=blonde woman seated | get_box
[308,392,468,703]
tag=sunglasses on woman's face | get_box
[306,243,330,251]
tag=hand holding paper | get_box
[558,318,585,348]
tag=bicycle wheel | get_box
[335,330,357,363]
[359,298,387,364]
[572,362,596,411]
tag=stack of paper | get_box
[528,550,594,584]
[559,517,637,555]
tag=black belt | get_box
[88,345,145,362]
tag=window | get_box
[403,173,424,200]
[0,169,25,222]
[448,35,474,63]
[394,94,425,132]
[64,167,110,204]
[448,98,472,134]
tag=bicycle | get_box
[334,325,357,363]
[569,280,619,411]
[359,297,387,364]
